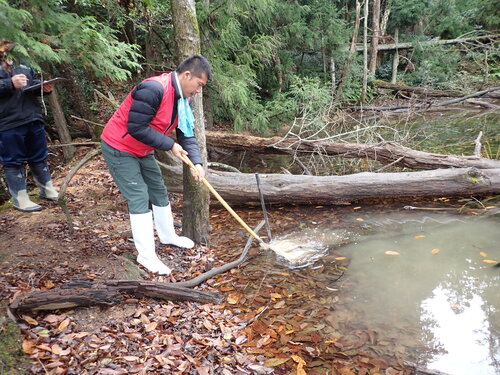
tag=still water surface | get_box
[329,214,500,375]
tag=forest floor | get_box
[0,146,496,375]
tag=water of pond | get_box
[272,212,500,375]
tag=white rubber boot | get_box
[37,180,59,201]
[130,212,171,275]
[13,190,42,212]
[152,204,194,249]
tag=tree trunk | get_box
[9,280,223,314]
[336,0,361,99]
[391,28,399,84]
[47,87,75,161]
[160,165,500,205]
[369,0,381,73]
[361,0,369,102]
[203,131,500,170]
[170,0,210,244]
[380,0,392,37]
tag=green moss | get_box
[0,307,29,374]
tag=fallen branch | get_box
[465,99,500,110]
[174,221,265,288]
[58,147,102,232]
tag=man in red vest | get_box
[101,55,211,275]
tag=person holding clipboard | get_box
[0,40,59,212]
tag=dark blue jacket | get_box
[0,63,46,132]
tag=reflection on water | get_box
[332,214,499,375]
[421,287,493,374]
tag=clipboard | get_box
[23,77,67,92]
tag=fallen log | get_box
[372,80,464,97]
[9,280,223,314]
[161,165,500,205]
[348,86,500,112]
[355,34,500,52]
[205,131,500,170]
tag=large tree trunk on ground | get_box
[204,131,500,170]
[171,0,210,243]
[161,165,500,205]
[9,280,223,314]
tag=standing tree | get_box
[361,0,369,102]
[369,0,381,73]
[170,0,210,244]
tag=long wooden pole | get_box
[180,154,264,243]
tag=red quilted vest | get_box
[101,73,177,156]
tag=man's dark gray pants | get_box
[101,140,169,214]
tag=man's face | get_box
[179,71,208,98]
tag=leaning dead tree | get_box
[349,86,500,112]
[205,131,500,170]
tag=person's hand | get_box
[11,74,28,89]
[192,164,205,182]
[42,82,53,93]
[171,143,188,160]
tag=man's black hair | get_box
[176,54,212,80]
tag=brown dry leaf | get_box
[479,251,488,257]
[274,300,286,309]
[292,355,307,375]
[384,251,400,256]
[57,318,70,331]
[270,293,282,299]
[36,344,52,352]
[51,344,63,355]
[145,322,158,332]
[43,314,63,324]
[483,259,498,264]
[122,355,140,362]
[203,318,215,330]
[22,340,35,354]
[195,366,210,375]
[22,315,38,325]
[414,235,426,239]
[264,357,290,367]
[227,292,240,304]
[139,314,150,324]
[339,368,356,375]
[43,279,56,289]
[431,248,440,255]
